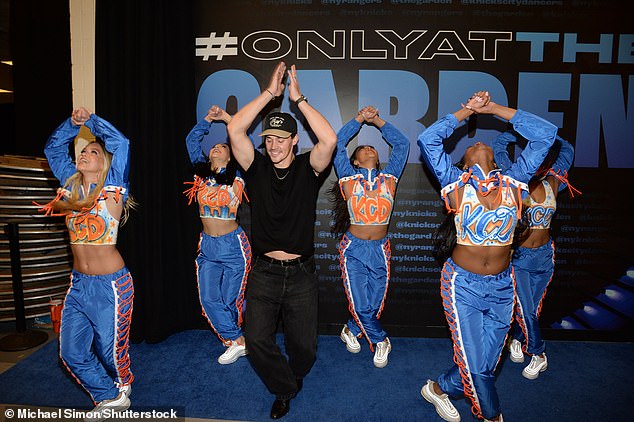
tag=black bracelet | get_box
[295,94,308,106]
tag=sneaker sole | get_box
[373,358,388,368]
[522,364,547,380]
[509,353,525,363]
[340,334,361,354]
[421,383,460,422]
[218,350,247,365]
[86,398,131,422]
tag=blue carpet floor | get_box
[0,330,632,421]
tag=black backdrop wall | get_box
[94,1,205,343]
[7,0,633,344]
[191,0,634,341]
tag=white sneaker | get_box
[484,414,504,422]
[373,337,391,368]
[340,325,361,353]
[217,341,247,365]
[421,379,460,422]
[84,391,131,422]
[509,338,524,363]
[522,353,548,379]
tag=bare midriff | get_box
[201,218,238,237]
[71,244,125,275]
[349,224,388,240]
[451,244,511,275]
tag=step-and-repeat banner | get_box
[193,1,633,335]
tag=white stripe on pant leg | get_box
[340,238,371,348]
[375,240,390,318]
[448,269,481,412]
[110,278,121,385]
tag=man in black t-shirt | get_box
[227,61,337,420]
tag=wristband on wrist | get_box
[265,89,276,100]
[295,94,308,106]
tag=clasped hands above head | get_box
[463,91,492,113]
[354,106,380,125]
[71,107,92,126]
[208,105,223,119]
[205,105,230,123]
[360,106,379,121]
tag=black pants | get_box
[244,256,318,400]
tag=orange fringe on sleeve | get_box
[548,169,582,198]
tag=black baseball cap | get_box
[259,112,297,138]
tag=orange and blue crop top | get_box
[441,166,524,247]
[419,110,558,247]
[339,171,396,225]
[491,129,581,231]
[40,113,131,246]
[184,175,246,220]
[63,186,123,245]
[184,118,247,220]
[334,118,409,226]
[524,180,556,230]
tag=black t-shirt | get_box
[244,151,320,257]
